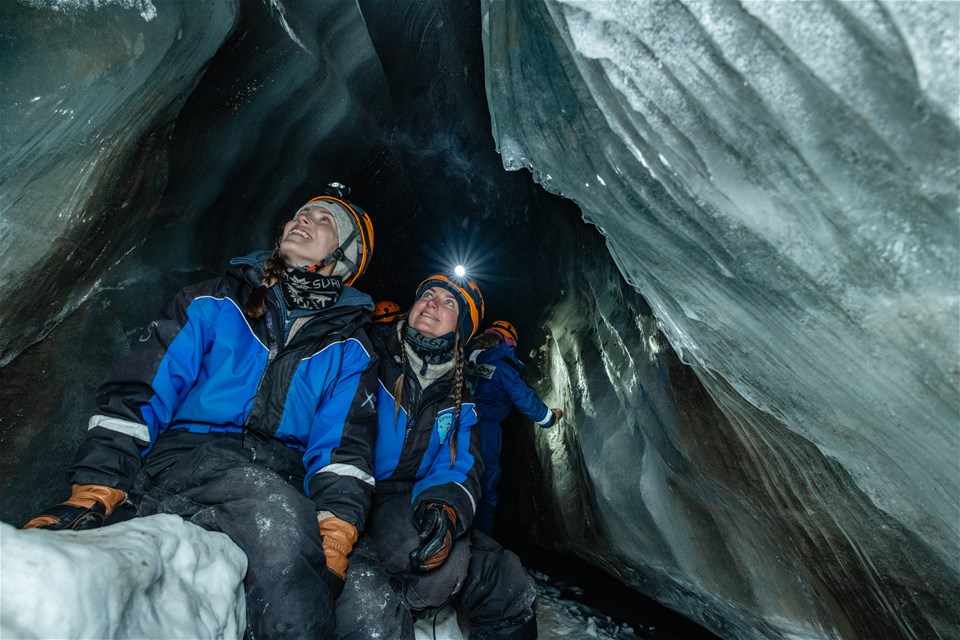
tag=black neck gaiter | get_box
[403,323,454,365]
[280,268,343,311]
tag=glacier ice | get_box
[484,0,958,637]
[0,0,957,638]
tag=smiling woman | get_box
[336,273,539,640]
[408,286,460,337]
[21,183,379,639]
[280,204,341,270]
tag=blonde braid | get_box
[244,249,287,319]
[449,329,465,468]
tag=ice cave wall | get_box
[486,0,959,637]
[0,0,238,365]
[0,1,957,639]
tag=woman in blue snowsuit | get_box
[25,183,378,640]
[467,321,562,535]
[337,275,539,640]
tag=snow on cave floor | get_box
[0,516,717,640]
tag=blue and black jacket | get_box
[68,252,379,528]
[467,343,554,427]
[368,322,481,535]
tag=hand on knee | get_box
[409,502,457,572]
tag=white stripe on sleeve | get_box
[87,415,151,443]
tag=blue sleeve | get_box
[413,403,482,535]
[499,364,553,427]
[69,281,220,489]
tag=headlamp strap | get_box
[309,226,359,274]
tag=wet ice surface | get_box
[528,570,663,640]
[484,0,959,636]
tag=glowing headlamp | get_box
[454,264,467,278]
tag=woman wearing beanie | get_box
[336,274,540,640]
[24,183,378,640]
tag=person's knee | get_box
[199,491,322,577]
[337,542,415,640]
[459,539,538,633]
[403,538,471,610]
[338,580,414,640]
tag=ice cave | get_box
[1,0,957,639]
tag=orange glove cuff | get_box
[439,503,457,528]
[65,484,127,514]
[22,515,59,529]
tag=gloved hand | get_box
[551,408,564,422]
[23,483,127,531]
[409,502,457,572]
[317,512,359,580]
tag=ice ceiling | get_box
[1,1,957,639]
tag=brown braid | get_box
[449,329,465,468]
[394,320,465,468]
[244,249,287,319]
[393,324,407,423]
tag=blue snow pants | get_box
[475,419,503,535]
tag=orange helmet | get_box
[372,300,401,324]
[485,320,518,347]
[415,274,485,340]
[300,182,374,286]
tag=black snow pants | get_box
[336,483,539,640]
[132,430,339,640]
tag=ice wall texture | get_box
[484,0,959,638]
[0,0,391,364]
[0,1,238,364]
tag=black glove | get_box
[23,484,127,531]
[409,502,458,572]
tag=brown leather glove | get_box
[551,408,564,422]
[317,513,359,579]
[409,502,457,572]
[23,484,127,531]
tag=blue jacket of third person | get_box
[467,343,555,427]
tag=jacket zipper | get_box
[244,304,282,435]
